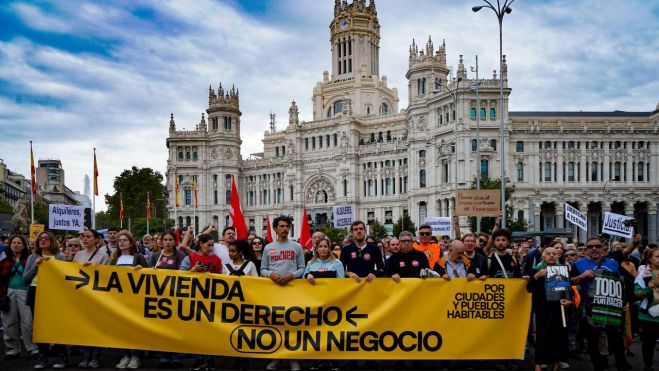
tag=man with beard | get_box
[340,221,385,282]
[261,215,305,371]
[462,233,488,279]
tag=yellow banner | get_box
[29,223,45,241]
[35,260,531,360]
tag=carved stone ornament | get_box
[541,150,558,161]
[632,149,650,161]
[416,115,428,131]
[437,140,453,156]
[222,147,233,160]
[408,117,416,129]
[363,168,377,179]
[564,150,581,162]
[418,158,426,168]
[586,150,604,161]
[611,150,627,162]
[211,147,219,160]
[305,177,336,204]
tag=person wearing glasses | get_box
[340,221,385,283]
[570,236,630,371]
[23,231,66,369]
[0,234,39,361]
[412,224,441,269]
[385,231,429,282]
[63,237,82,262]
[250,236,265,272]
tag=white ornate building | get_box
[166,0,659,243]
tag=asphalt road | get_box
[0,333,653,371]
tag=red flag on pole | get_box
[30,141,37,195]
[229,176,248,239]
[93,148,99,196]
[299,207,312,250]
[265,215,273,243]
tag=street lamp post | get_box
[470,56,482,233]
[434,76,471,211]
[473,0,515,228]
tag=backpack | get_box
[225,261,250,276]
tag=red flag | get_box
[146,193,151,220]
[93,148,99,196]
[119,193,124,221]
[299,207,312,250]
[265,215,273,243]
[30,141,37,196]
[229,176,248,239]
[173,227,180,246]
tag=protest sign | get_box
[564,204,587,231]
[587,270,624,327]
[455,190,500,216]
[333,205,355,228]
[48,204,84,231]
[29,223,45,240]
[35,261,531,360]
[545,265,571,302]
[423,217,452,236]
[601,212,633,239]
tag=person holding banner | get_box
[340,221,385,282]
[0,235,39,361]
[23,231,67,369]
[222,239,258,277]
[149,231,186,269]
[434,240,477,281]
[634,247,659,371]
[385,231,429,282]
[260,215,304,371]
[305,236,345,282]
[526,247,573,371]
[570,236,629,371]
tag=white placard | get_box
[423,217,452,236]
[564,203,587,231]
[48,204,84,231]
[601,212,633,239]
[333,205,355,228]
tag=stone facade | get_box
[166,0,659,242]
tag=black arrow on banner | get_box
[346,306,368,327]
[65,270,90,289]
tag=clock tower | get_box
[312,0,398,120]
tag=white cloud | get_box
[1,0,657,212]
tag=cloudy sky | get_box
[1,0,657,211]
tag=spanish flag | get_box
[146,193,151,220]
[93,148,99,196]
[193,175,198,208]
[174,172,180,208]
[30,141,37,196]
[119,193,124,221]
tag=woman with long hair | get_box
[0,234,38,360]
[250,236,265,272]
[23,231,66,369]
[149,230,186,269]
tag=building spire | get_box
[169,113,176,133]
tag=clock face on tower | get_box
[339,19,349,30]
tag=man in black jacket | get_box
[340,221,385,281]
[386,231,429,282]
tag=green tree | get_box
[104,166,167,227]
[321,226,348,244]
[368,219,389,241]
[393,214,416,237]
[0,198,13,214]
[34,200,49,225]
[467,176,527,233]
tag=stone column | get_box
[579,204,589,244]
[533,203,541,233]
[647,204,658,244]
[556,203,565,229]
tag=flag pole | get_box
[29,141,35,224]
[92,148,97,229]
[146,191,150,235]
[174,169,178,231]
[120,192,123,229]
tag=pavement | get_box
[0,334,653,371]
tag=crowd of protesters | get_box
[0,214,657,371]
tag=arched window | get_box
[480,108,486,119]
[379,103,389,116]
[516,141,524,152]
[490,139,497,151]
[544,162,552,181]
[419,201,427,222]
[613,162,622,181]
[637,162,645,181]
[481,159,489,178]
[490,108,496,119]
[590,162,598,181]
[471,139,478,151]
[516,162,524,181]
[419,170,426,188]
[470,108,476,119]
[544,141,552,149]
[419,150,426,158]
[567,162,575,181]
